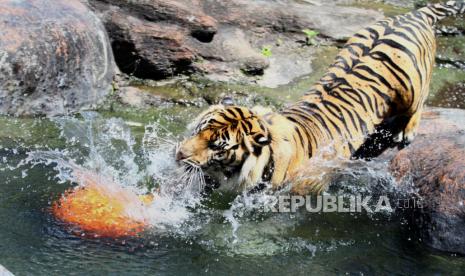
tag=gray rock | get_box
[118,86,164,108]
[202,0,383,40]
[0,0,115,116]
[88,0,217,80]
[389,108,465,254]
[104,10,198,80]
[89,0,383,85]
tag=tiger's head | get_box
[175,103,273,191]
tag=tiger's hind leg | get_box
[393,74,432,149]
[393,107,423,149]
[395,82,431,149]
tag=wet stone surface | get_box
[0,0,115,116]
[88,0,383,86]
[387,108,465,255]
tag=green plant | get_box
[261,45,272,57]
[302,29,319,45]
[414,0,429,8]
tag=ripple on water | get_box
[1,110,465,274]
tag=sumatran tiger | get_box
[175,1,465,194]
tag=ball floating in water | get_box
[52,182,154,238]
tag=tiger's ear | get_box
[249,117,271,146]
[220,96,234,106]
[250,106,272,146]
[253,132,271,145]
[241,115,271,154]
[242,128,271,155]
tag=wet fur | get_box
[177,2,465,194]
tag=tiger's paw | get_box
[289,175,330,195]
[393,130,414,149]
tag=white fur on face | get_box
[238,132,271,190]
[183,104,273,192]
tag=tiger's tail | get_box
[418,1,465,25]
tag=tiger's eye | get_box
[230,144,239,150]
[208,141,221,151]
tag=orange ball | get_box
[52,179,153,238]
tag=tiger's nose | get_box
[175,150,188,161]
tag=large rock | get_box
[89,0,218,80]
[201,0,381,40]
[389,108,465,254]
[103,10,197,80]
[89,0,383,85]
[93,0,217,42]
[0,0,115,116]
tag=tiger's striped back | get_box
[282,1,465,160]
[177,2,465,193]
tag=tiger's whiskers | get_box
[179,160,206,193]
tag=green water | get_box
[1,107,465,275]
[1,0,465,274]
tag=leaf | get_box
[302,29,319,39]
[261,46,272,57]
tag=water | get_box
[1,108,464,275]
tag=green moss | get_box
[427,67,465,109]
[343,1,410,17]
[438,17,465,32]
[185,45,339,108]
[98,104,202,138]
[416,0,465,30]
[436,36,465,61]
[131,83,198,102]
[0,116,65,149]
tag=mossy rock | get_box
[427,67,465,109]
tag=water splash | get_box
[7,111,404,256]
[15,112,202,232]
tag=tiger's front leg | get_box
[239,146,271,190]
[287,150,348,195]
[289,172,334,195]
